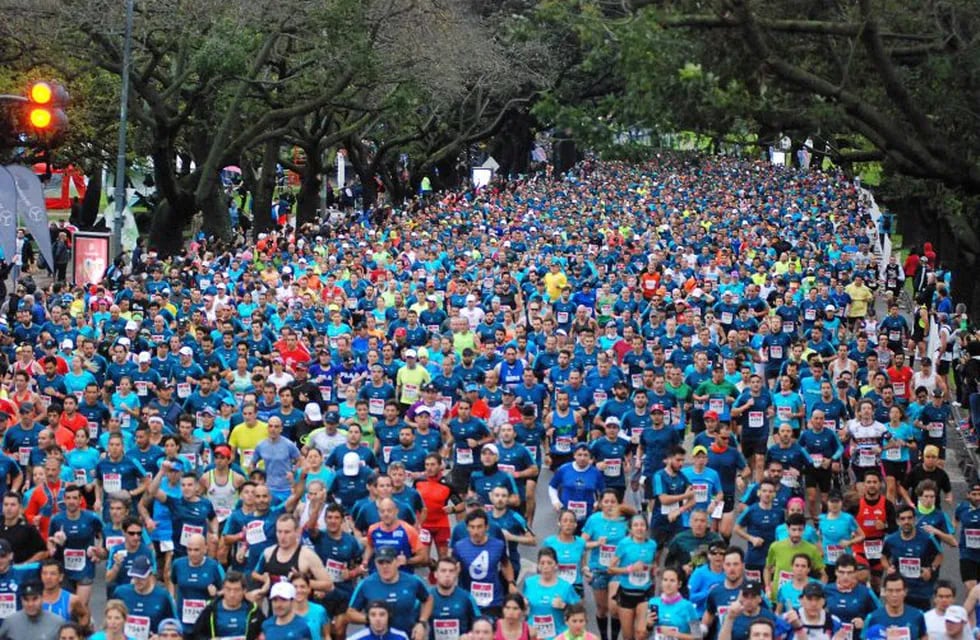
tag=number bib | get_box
[368,398,385,415]
[434,619,461,640]
[769,345,783,359]
[125,615,151,640]
[325,559,345,581]
[599,544,615,567]
[966,529,980,549]
[748,412,763,428]
[245,520,266,545]
[180,524,204,547]
[471,582,494,607]
[64,548,86,572]
[568,501,588,520]
[899,557,921,579]
[558,564,578,583]
[864,538,883,560]
[709,399,725,414]
[928,422,944,438]
[182,598,207,624]
[103,473,122,493]
[883,447,901,461]
[456,448,474,465]
[533,615,557,639]
[628,568,648,587]
[826,545,844,563]
[555,437,573,453]
[603,459,622,477]
[693,483,709,503]
[17,447,30,466]
[177,383,191,399]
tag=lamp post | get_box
[112,0,135,259]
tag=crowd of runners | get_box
[0,155,975,640]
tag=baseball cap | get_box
[502,387,515,396]
[404,349,417,359]
[650,403,665,413]
[0,540,12,556]
[18,581,42,598]
[464,496,483,507]
[692,445,708,456]
[375,546,399,562]
[305,403,322,421]
[213,445,232,459]
[128,555,154,579]
[802,582,825,599]
[945,606,968,624]
[704,410,719,420]
[825,304,836,311]
[157,618,184,634]
[270,582,297,600]
[137,351,151,363]
[932,387,945,397]
[422,383,437,392]
[604,416,621,427]
[60,338,74,350]
[482,443,499,457]
[342,452,361,476]
[18,402,34,414]
[199,406,216,417]
[325,410,340,423]
[178,346,193,356]
[740,582,762,597]
[125,320,139,331]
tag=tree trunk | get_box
[252,138,280,239]
[148,194,195,257]
[198,180,231,241]
[296,149,322,227]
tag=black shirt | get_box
[0,519,46,564]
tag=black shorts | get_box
[741,439,767,457]
[938,361,951,376]
[449,466,472,495]
[652,523,678,548]
[882,460,908,480]
[804,468,832,493]
[723,493,735,512]
[549,452,573,472]
[323,588,353,617]
[616,587,652,609]
[961,559,980,584]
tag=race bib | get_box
[177,383,191,399]
[660,500,679,515]
[593,390,608,406]
[555,437,573,453]
[840,624,853,640]
[628,568,648,587]
[216,507,232,521]
[403,384,420,403]
[883,447,901,461]
[599,543,615,567]
[691,483,709,503]
[368,399,385,415]
[456,448,473,465]
[105,536,124,550]
[857,450,876,467]
[241,449,255,469]
[781,470,799,488]
[603,459,622,477]
[804,309,816,321]
[136,381,149,397]
[569,501,588,520]
[325,559,346,581]
[744,569,762,582]
[17,447,30,466]
[245,520,266,545]
[87,421,99,440]
[888,331,901,343]
[769,345,783,360]
[892,383,905,396]
[778,570,793,588]
[631,374,643,389]
[656,627,681,640]
[928,422,944,438]
[434,619,461,640]
[966,529,980,549]
[180,524,204,547]
[748,411,763,428]
[419,529,432,544]
[125,615,151,640]
[64,548,86,572]
[558,564,578,584]
[709,399,725,414]
[886,628,911,640]
[471,581,494,607]
[75,468,88,485]
[721,312,733,325]
[557,312,569,325]
[182,598,206,624]
[383,446,393,464]
[103,472,122,493]
[527,446,538,460]
[899,557,921,579]
[533,615,557,639]
[864,538,883,560]
[826,544,844,563]
[810,454,825,467]
[777,406,791,420]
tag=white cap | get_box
[342,452,361,476]
[125,320,139,331]
[137,352,151,363]
[304,403,322,421]
[466,294,477,303]
[482,443,499,457]
[178,346,193,357]
[60,338,73,350]
[946,606,968,624]
[604,416,622,427]
[270,582,297,600]
[282,266,292,274]
[117,337,131,347]
[404,349,417,359]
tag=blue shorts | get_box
[590,569,611,590]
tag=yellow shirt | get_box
[844,283,873,318]
[228,421,269,469]
[543,271,568,301]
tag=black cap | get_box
[375,546,399,562]
[828,489,844,501]
[802,583,825,599]
[18,581,42,598]
[741,582,762,597]
[521,405,536,417]
[0,539,12,556]
[932,387,945,397]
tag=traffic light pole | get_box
[112,0,135,260]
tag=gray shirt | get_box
[0,609,64,640]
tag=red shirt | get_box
[887,365,914,400]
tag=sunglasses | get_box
[126,530,142,536]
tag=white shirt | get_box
[925,609,973,640]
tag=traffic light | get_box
[24,81,68,137]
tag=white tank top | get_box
[912,371,939,395]
[206,470,239,522]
